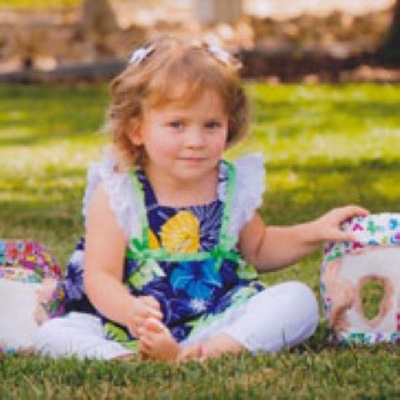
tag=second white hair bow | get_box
[128,45,154,65]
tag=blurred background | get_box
[0,0,399,83]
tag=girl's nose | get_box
[185,128,205,148]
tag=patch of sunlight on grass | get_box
[268,170,305,191]
[0,126,41,146]
[372,126,400,137]
[238,127,400,166]
[1,137,106,174]
[0,190,70,204]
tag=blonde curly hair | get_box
[105,35,250,171]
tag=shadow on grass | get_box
[261,159,400,225]
[0,84,108,146]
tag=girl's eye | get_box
[169,121,184,130]
[205,121,222,130]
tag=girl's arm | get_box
[239,205,369,272]
[84,184,162,336]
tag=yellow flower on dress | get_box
[160,211,200,253]
[148,229,160,249]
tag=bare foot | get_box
[177,344,202,362]
[138,318,181,361]
[199,333,244,360]
[138,319,244,362]
[138,319,203,362]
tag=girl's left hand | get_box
[312,205,369,242]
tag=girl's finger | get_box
[148,308,163,320]
[143,296,161,309]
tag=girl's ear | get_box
[128,118,143,146]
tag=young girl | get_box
[35,36,368,361]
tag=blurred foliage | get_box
[0,0,80,8]
[0,0,154,8]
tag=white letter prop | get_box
[320,213,400,344]
[0,240,64,354]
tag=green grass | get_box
[360,279,385,320]
[1,82,399,398]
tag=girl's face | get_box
[130,89,229,187]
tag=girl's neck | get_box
[143,166,219,208]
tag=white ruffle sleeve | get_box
[227,153,266,240]
[82,153,142,239]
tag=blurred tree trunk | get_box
[193,0,242,24]
[79,0,120,57]
[81,0,119,36]
[377,0,400,63]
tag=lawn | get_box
[0,82,399,398]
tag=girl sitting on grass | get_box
[35,36,368,361]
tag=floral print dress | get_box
[64,154,266,351]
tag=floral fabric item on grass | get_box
[320,213,400,344]
[0,239,64,354]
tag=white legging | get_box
[34,281,319,360]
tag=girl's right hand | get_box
[310,205,369,243]
[126,296,163,338]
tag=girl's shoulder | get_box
[82,150,141,239]
[226,153,266,239]
[232,153,265,183]
[219,153,265,193]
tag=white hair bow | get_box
[128,45,154,65]
[207,44,232,66]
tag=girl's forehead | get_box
[146,86,227,113]
[146,89,226,114]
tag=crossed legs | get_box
[138,281,319,362]
[35,281,318,362]
[138,318,244,361]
